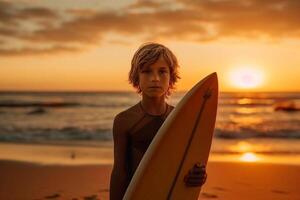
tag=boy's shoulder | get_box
[115,102,142,120]
[113,102,144,131]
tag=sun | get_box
[229,67,264,89]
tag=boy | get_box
[109,43,207,200]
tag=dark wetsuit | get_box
[126,102,174,181]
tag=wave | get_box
[27,107,47,115]
[0,101,132,108]
[214,129,300,139]
[0,127,112,142]
[273,101,300,112]
[0,101,80,108]
[220,92,300,100]
[1,127,299,143]
[211,150,300,155]
[0,102,280,109]
[219,102,273,107]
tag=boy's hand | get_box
[183,163,207,187]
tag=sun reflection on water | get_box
[237,98,253,105]
[240,152,260,162]
[229,142,262,163]
[235,107,257,115]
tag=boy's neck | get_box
[141,95,167,116]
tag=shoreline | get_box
[1,141,300,166]
[0,142,114,165]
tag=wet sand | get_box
[0,159,299,200]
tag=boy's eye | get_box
[160,70,167,74]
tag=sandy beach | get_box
[1,158,299,200]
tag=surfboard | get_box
[123,72,218,200]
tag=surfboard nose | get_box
[208,72,218,83]
[201,72,218,89]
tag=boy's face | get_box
[138,56,171,98]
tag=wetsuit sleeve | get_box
[109,114,130,200]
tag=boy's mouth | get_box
[149,86,161,89]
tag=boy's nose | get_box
[151,72,160,81]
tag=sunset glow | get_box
[0,0,299,92]
[229,68,264,89]
[230,141,253,153]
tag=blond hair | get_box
[129,42,180,96]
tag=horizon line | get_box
[0,90,299,93]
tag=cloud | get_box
[177,0,300,38]
[16,7,58,19]
[1,0,300,56]
[127,0,170,10]
[0,1,18,25]
[0,27,19,37]
[66,8,99,18]
[0,2,57,25]
[0,45,80,56]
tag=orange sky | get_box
[0,0,300,92]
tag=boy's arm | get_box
[110,114,130,200]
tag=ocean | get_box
[0,91,300,163]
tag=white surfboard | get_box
[123,72,218,200]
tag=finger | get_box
[185,176,207,184]
[189,170,206,176]
[190,173,207,179]
[187,169,206,180]
[195,164,206,168]
[194,163,201,168]
[185,176,206,182]
[186,177,206,182]
[199,164,206,168]
[185,180,204,187]
[189,170,201,175]
[192,168,206,173]
[192,168,205,173]
[185,182,201,187]
[187,172,206,177]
